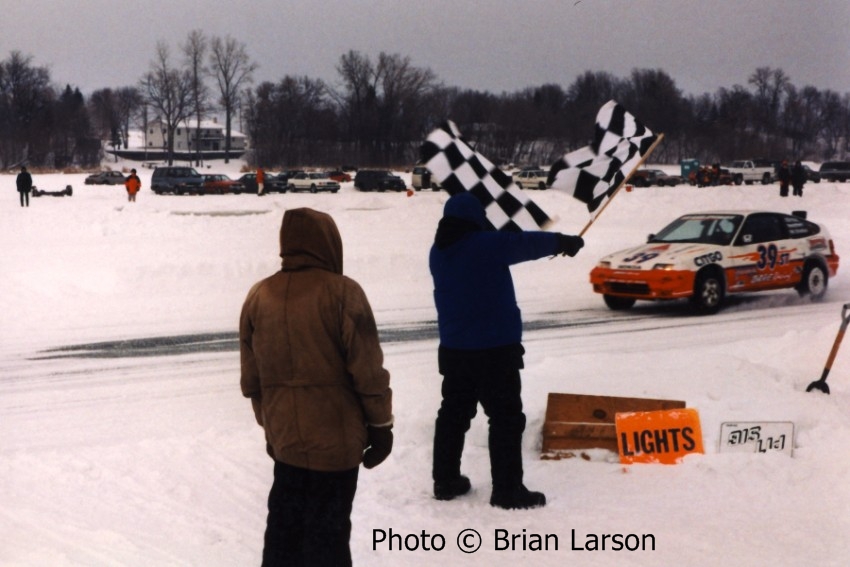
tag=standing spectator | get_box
[257,167,265,196]
[429,191,583,510]
[777,160,791,197]
[16,166,33,207]
[240,207,393,566]
[124,169,142,202]
[791,161,806,197]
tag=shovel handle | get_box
[823,303,850,372]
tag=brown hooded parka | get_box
[240,208,392,471]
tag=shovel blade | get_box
[806,380,830,394]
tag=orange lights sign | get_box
[615,408,704,465]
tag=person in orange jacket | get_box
[257,167,265,196]
[125,169,142,202]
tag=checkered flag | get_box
[548,100,658,215]
[421,121,551,232]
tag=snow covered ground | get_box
[2,159,850,566]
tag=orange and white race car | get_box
[590,210,840,313]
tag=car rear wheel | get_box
[603,295,636,310]
[310,184,317,193]
[690,269,725,314]
[797,262,828,300]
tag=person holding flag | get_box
[429,191,583,510]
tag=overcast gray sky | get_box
[3,0,849,97]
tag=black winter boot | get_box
[490,485,546,510]
[434,475,471,501]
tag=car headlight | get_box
[651,263,676,271]
[597,261,611,269]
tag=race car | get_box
[589,210,840,313]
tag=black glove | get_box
[362,425,393,469]
[555,234,584,257]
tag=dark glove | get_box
[362,426,394,469]
[555,234,584,257]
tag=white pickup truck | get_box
[725,160,775,185]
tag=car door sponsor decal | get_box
[694,251,722,267]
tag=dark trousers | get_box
[433,344,527,491]
[19,191,29,207]
[263,461,359,567]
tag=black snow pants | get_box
[432,344,527,492]
[262,461,359,567]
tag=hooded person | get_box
[124,169,141,202]
[240,207,393,566]
[429,191,583,509]
[16,166,33,207]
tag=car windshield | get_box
[649,214,743,245]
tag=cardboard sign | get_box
[615,408,704,465]
[540,393,686,459]
[719,422,795,456]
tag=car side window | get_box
[736,214,785,245]
[782,215,820,238]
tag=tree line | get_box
[1,35,849,170]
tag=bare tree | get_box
[89,86,141,159]
[115,86,142,150]
[140,42,193,165]
[209,35,256,163]
[332,50,438,163]
[88,88,121,151]
[182,30,210,166]
[748,66,791,153]
[0,51,53,167]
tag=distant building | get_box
[146,118,248,154]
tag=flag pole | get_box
[578,132,665,237]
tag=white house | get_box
[145,118,248,154]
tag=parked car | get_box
[84,171,126,185]
[819,161,850,182]
[150,166,204,195]
[201,174,246,194]
[233,172,286,194]
[655,171,685,187]
[264,173,289,193]
[801,164,821,183]
[512,169,549,190]
[630,169,684,187]
[589,210,839,314]
[287,171,340,193]
[353,170,406,192]
[326,170,352,183]
[411,166,441,191]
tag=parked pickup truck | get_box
[725,160,774,185]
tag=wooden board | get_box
[541,393,686,459]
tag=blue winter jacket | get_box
[429,192,559,350]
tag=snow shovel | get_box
[807,303,850,394]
